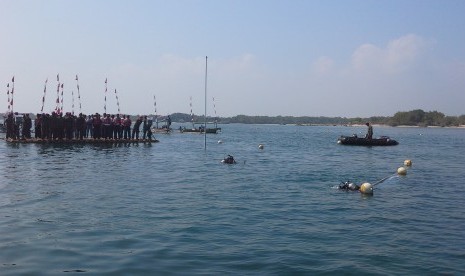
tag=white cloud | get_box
[351,34,426,74]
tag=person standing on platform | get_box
[76,113,86,140]
[123,115,131,139]
[35,114,42,139]
[5,113,15,139]
[113,114,122,140]
[93,113,102,139]
[132,116,142,140]
[365,122,373,139]
[86,115,93,138]
[23,114,32,139]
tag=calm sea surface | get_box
[1,124,464,275]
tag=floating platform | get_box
[2,138,159,144]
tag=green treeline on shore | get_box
[171,109,465,127]
[13,109,464,127]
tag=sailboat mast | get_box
[204,56,208,150]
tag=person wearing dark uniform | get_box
[35,114,42,139]
[56,113,64,140]
[365,122,373,139]
[142,116,153,140]
[167,115,172,128]
[63,113,74,140]
[132,116,143,140]
[22,114,32,139]
[5,113,15,139]
[41,113,51,139]
[76,113,86,140]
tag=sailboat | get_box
[151,95,172,134]
[179,96,203,133]
[179,56,221,135]
[179,96,221,134]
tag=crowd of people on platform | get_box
[4,112,155,141]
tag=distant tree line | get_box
[15,109,465,127]
[388,109,465,127]
[169,109,465,127]
[24,110,460,127]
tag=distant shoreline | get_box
[3,109,465,128]
[294,123,465,129]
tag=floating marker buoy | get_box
[360,182,373,195]
[258,144,264,150]
[397,167,407,175]
[404,159,412,166]
[218,140,223,144]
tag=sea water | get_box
[1,124,464,275]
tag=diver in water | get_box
[222,155,236,164]
[339,181,360,191]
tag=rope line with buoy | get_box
[338,159,413,195]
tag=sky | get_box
[1,0,464,118]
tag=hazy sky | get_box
[1,0,464,117]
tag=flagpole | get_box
[11,76,14,113]
[189,96,194,129]
[71,90,75,115]
[76,75,82,114]
[212,96,217,127]
[41,78,48,113]
[154,95,158,128]
[60,83,64,114]
[55,74,60,113]
[104,78,107,114]
[7,83,10,113]
[114,89,120,114]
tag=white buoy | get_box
[397,167,407,175]
[360,182,373,195]
[258,144,264,150]
[404,159,412,166]
[218,140,223,144]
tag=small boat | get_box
[151,97,172,134]
[179,123,221,134]
[152,126,172,134]
[337,135,398,146]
